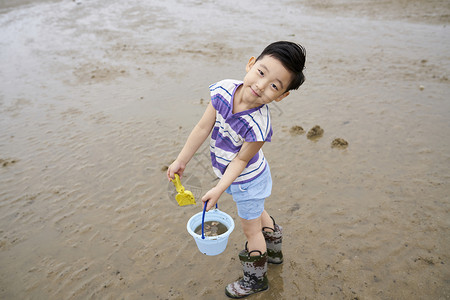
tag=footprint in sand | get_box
[1,158,18,167]
[307,125,324,140]
[289,125,305,135]
[331,138,349,149]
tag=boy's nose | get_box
[256,79,267,91]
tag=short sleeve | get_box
[209,80,235,115]
[242,105,272,142]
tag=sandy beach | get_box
[1,0,449,299]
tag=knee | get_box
[243,226,263,239]
[240,217,263,239]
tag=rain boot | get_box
[225,249,268,298]
[262,216,283,264]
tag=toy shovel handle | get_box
[201,200,218,239]
[172,174,185,193]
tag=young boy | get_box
[167,41,306,298]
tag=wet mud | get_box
[0,0,449,299]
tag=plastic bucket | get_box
[187,208,235,256]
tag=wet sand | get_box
[1,0,449,299]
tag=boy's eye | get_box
[271,83,278,90]
[258,69,264,76]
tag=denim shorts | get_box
[225,164,272,220]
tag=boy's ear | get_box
[246,57,256,72]
[275,91,290,102]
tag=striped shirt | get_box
[209,79,272,184]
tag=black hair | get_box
[256,41,306,91]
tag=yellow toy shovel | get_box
[171,174,196,206]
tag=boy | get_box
[167,41,306,298]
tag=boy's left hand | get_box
[201,187,223,211]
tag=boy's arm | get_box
[167,102,216,180]
[202,141,265,211]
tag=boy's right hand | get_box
[167,160,186,181]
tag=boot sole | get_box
[268,256,283,264]
[225,285,269,299]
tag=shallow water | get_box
[195,221,228,237]
[1,0,449,299]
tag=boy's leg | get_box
[261,210,274,232]
[240,216,266,255]
[225,215,268,298]
[261,211,284,264]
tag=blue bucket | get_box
[187,204,234,256]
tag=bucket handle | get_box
[201,201,218,239]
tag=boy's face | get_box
[242,55,292,105]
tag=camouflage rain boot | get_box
[225,249,268,298]
[262,216,283,264]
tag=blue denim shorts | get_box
[225,164,272,220]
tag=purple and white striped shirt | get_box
[209,79,273,184]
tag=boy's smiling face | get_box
[241,55,293,107]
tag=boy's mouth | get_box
[250,87,260,97]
